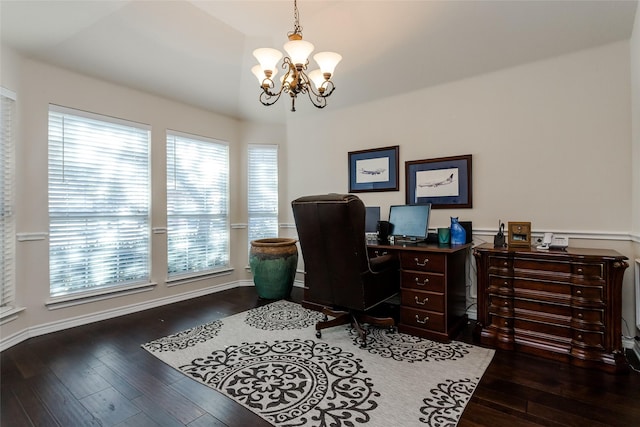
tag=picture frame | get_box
[405,154,472,208]
[348,145,399,193]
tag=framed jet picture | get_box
[348,146,399,193]
[405,154,472,208]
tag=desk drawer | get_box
[400,307,445,333]
[401,289,445,312]
[400,252,445,273]
[401,271,445,292]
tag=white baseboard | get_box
[1,279,307,353]
[1,281,241,352]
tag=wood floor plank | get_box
[2,286,639,427]
[28,371,103,426]
[79,386,142,427]
[0,384,34,427]
[9,380,61,427]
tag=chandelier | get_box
[251,0,342,112]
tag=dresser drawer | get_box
[400,252,445,273]
[572,330,604,349]
[513,279,571,305]
[401,289,445,312]
[400,307,445,332]
[489,275,513,292]
[571,308,605,331]
[489,295,513,313]
[514,298,571,319]
[514,258,570,274]
[572,263,604,279]
[572,285,604,303]
[489,256,511,269]
[401,271,445,292]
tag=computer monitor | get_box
[365,206,380,233]
[388,204,431,243]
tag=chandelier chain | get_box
[288,0,303,38]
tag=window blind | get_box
[48,106,151,297]
[0,88,16,307]
[247,144,279,246]
[166,131,229,277]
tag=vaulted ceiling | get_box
[1,1,637,124]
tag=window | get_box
[0,88,16,308]
[247,144,278,246]
[48,106,150,297]
[166,131,229,278]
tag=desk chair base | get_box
[315,307,396,348]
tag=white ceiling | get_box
[1,0,637,124]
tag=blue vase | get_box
[450,217,466,245]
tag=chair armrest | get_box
[369,254,398,273]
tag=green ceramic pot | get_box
[249,238,298,300]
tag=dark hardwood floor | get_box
[2,286,639,426]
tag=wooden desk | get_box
[368,241,471,342]
[473,243,629,373]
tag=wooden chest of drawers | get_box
[369,243,470,342]
[473,243,629,373]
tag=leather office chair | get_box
[291,194,400,346]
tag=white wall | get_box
[0,48,285,348]
[285,41,636,330]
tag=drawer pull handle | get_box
[415,315,429,324]
[414,296,429,305]
[577,268,583,273]
[504,281,509,286]
[375,250,388,256]
[578,313,583,319]
[415,257,429,267]
[576,290,582,295]
[504,320,509,327]
[415,277,429,286]
[504,301,509,306]
[503,261,508,267]
[577,334,583,340]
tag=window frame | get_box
[0,87,16,312]
[166,130,230,281]
[247,144,279,249]
[47,105,152,299]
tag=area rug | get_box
[142,300,494,427]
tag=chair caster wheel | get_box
[316,331,322,338]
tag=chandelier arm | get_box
[259,89,284,106]
[306,89,328,109]
[259,76,287,106]
[319,80,336,97]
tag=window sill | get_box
[166,267,234,287]
[46,282,157,310]
[0,306,26,325]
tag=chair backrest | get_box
[291,194,370,309]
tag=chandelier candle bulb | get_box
[252,48,282,75]
[284,39,315,66]
[313,51,342,77]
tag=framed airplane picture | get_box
[348,145,399,193]
[405,154,472,208]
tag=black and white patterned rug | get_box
[142,300,494,427]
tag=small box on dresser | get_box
[473,243,629,374]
